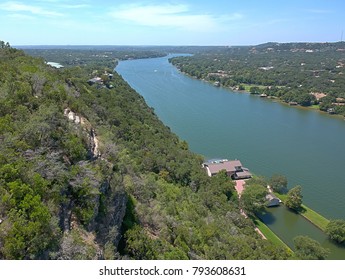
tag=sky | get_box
[0,0,344,46]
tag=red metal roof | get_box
[205,160,243,174]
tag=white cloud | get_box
[306,9,333,14]
[6,13,36,20]
[109,4,243,32]
[0,1,63,17]
[59,4,90,9]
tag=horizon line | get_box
[14,40,345,48]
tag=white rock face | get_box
[64,108,101,158]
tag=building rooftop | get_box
[203,159,243,174]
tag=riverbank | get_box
[253,216,293,253]
[174,66,345,119]
[223,82,345,119]
[300,205,330,231]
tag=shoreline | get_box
[253,216,293,253]
[299,204,330,232]
[173,67,345,120]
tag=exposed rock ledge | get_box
[64,108,101,159]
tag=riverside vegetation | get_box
[0,42,343,260]
[170,42,345,116]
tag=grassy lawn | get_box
[274,192,288,202]
[242,84,267,91]
[242,84,286,92]
[253,216,293,253]
[310,104,320,110]
[299,204,330,231]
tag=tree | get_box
[293,235,330,260]
[238,84,245,90]
[296,93,315,106]
[285,185,303,211]
[0,41,11,49]
[1,181,58,259]
[250,86,260,94]
[269,174,288,193]
[240,184,268,214]
[246,176,267,188]
[124,225,158,259]
[325,219,345,244]
[63,134,87,163]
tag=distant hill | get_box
[254,41,345,52]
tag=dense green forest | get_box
[170,42,345,116]
[22,45,227,69]
[0,42,296,260]
[23,47,166,68]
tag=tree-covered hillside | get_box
[23,47,166,68]
[170,42,345,115]
[0,42,291,260]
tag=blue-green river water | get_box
[116,54,345,259]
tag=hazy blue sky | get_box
[1,0,344,46]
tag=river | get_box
[116,54,345,259]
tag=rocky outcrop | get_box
[89,128,101,159]
[64,108,101,159]
[60,108,127,258]
[95,177,128,253]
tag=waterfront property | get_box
[266,193,281,207]
[202,159,252,179]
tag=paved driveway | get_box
[234,179,246,197]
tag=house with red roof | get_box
[202,159,252,179]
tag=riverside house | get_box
[202,159,252,179]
